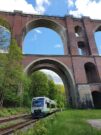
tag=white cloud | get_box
[35,0,50,14]
[30,29,42,41]
[0,0,50,15]
[36,0,50,6]
[35,29,42,34]
[67,0,74,7]
[54,44,62,48]
[0,0,37,14]
[40,69,63,84]
[68,0,101,19]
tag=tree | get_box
[22,70,67,108]
[0,53,8,107]
[4,39,24,107]
[5,39,23,91]
[55,84,66,108]
[22,75,31,107]
[48,79,57,100]
[0,39,25,107]
[30,71,49,98]
[0,25,11,107]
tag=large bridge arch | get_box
[22,18,68,55]
[24,58,78,108]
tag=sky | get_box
[0,0,101,84]
[23,27,64,55]
[40,69,63,84]
[0,0,101,18]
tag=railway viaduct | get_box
[0,10,101,108]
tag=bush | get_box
[14,121,48,135]
[23,91,31,107]
[0,107,30,117]
[3,91,21,107]
[32,121,48,135]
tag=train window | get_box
[46,102,50,108]
[32,98,44,107]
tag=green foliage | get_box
[30,71,49,98]
[23,91,31,107]
[7,39,23,82]
[3,91,21,107]
[31,121,48,135]
[26,71,66,108]
[56,84,65,94]
[15,110,101,135]
[15,121,48,135]
[0,107,30,117]
[0,53,8,107]
[0,37,66,108]
[55,84,66,108]
[0,38,25,107]
[3,39,24,107]
[22,75,31,107]
[48,79,57,100]
[8,39,22,62]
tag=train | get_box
[31,96,57,118]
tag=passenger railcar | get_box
[31,97,57,118]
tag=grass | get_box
[15,109,101,135]
[0,107,30,117]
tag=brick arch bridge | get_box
[0,10,101,108]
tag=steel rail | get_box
[0,119,37,135]
[0,114,31,124]
[0,110,58,135]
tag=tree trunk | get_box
[0,91,4,108]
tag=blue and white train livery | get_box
[31,97,57,118]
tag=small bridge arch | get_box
[22,18,68,55]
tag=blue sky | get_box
[0,0,100,18]
[0,0,101,84]
[27,0,68,16]
[94,32,101,55]
[23,27,64,55]
[0,0,101,56]
[22,0,68,55]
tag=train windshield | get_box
[32,98,44,107]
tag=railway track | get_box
[0,119,37,135]
[0,111,58,135]
[0,114,31,124]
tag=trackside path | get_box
[87,119,101,130]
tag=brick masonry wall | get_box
[0,11,101,107]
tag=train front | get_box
[31,97,45,118]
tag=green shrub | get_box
[32,121,48,135]
[3,93,21,107]
[0,107,30,117]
